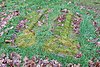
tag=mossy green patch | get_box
[15,9,49,47]
[15,11,40,47]
[15,29,35,47]
[43,12,79,55]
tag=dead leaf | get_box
[95,60,100,67]
[96,50,100,54]
[55,14,66,22]
[0,32,4,37]
[37,21,43,26]
[0,1,5,8]
[95,41,100,47]
[16,19,28,32]
[13,11,20,16]
[75,52,82,58]
[67,63,81,67]
[60,9,69,13]
[93,21,98,27]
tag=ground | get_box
[0,0,100,67]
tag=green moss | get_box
[43,12,79,55]
[25,11,40,30]
[15,9,49,47]
[15,11,40,47]
[15,29,35,47]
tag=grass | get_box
[0,0,100,67]
[74,0,100,9]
